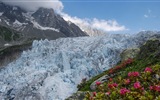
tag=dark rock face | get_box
[0,2,26,22]
[0,2,88,43]
[32,7,87,37]
[138,39,160,60]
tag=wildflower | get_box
[93,92,96,97]
[133,72,140,77]
[95,81,101,86]
[109,69,113,74]
[109,78,112,81]
[124,79,130,84]
[108,83,118,89]
[106,92,110,95]
[155,85,160,92]
[128,72,132,77]
[149,86,153,90]
[120,88,130,95]
[126,58,133,64]
[128,72,140,77]
[108,84,114,89]
[113,83,118,87]
[134,82,141,89]
[145,67,152,72]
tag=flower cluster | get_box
[120,88,130,95]
[128,71,140,77]
[109,58,133,74]
[108,83,118,89]
[85,65,160,100]
[150,85,160,92]
[133,81,141,89]
[145,67,152,72]
[95,81,101,86]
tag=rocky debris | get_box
[120,48,140,61]
[65,91,86,100]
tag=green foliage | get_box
[0,25,21,41]
[84,65,160,100]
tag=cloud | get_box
[0,0,127,32]
[0,0,63,12]
[144,9,156,18]
[144,14,148,18]
[61,13,127,32]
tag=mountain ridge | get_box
[0,2,88,47]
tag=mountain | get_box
[72,22,106,36]
[0,31,159,100]
[0,2,88,44]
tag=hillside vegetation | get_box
[67,39,160,100]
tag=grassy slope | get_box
[0,25,21,41]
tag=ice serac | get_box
[0,32,159,100]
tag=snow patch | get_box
[13,6,18,10]
[0,12,3,16]
[13,20,23,26]
[4,43,12,47]
[32,21,59,32]
[4,20,10,25]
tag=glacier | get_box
[0,32,159,100]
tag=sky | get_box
[61,0,160,33]
[1,0,160,33]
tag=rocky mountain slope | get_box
[0,2,88,46]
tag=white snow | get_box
[13,7,18,10]
[0,32,158,100]
[32,21,59,32]
[13,20,23,26]
[4,20,10,25]
[4,43,12,47]
[0,12,3,16]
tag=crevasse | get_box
[0,32,157,100]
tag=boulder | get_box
[120,48,140,61]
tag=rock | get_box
[90,75,110,91]
[120,48,140,62]
[137,39,160,60]
[66,91,86,100]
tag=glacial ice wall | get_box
[0,32,158,100]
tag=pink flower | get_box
[155,85,160,92]
[93,92,96,97]
[149,86,153,90]
[134,82,141,89]
[106,92,110,95]
[128,72,132,77]
[128,72,140,77]
[109,78,112,81]
[95,81,101,86]
[108,84,114,89]
[108,83,118,89]
[113,83,118,87]
[125,79,130,84]
[133,72,140,77]
[145,67,152,72]
[120,88,130,95]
